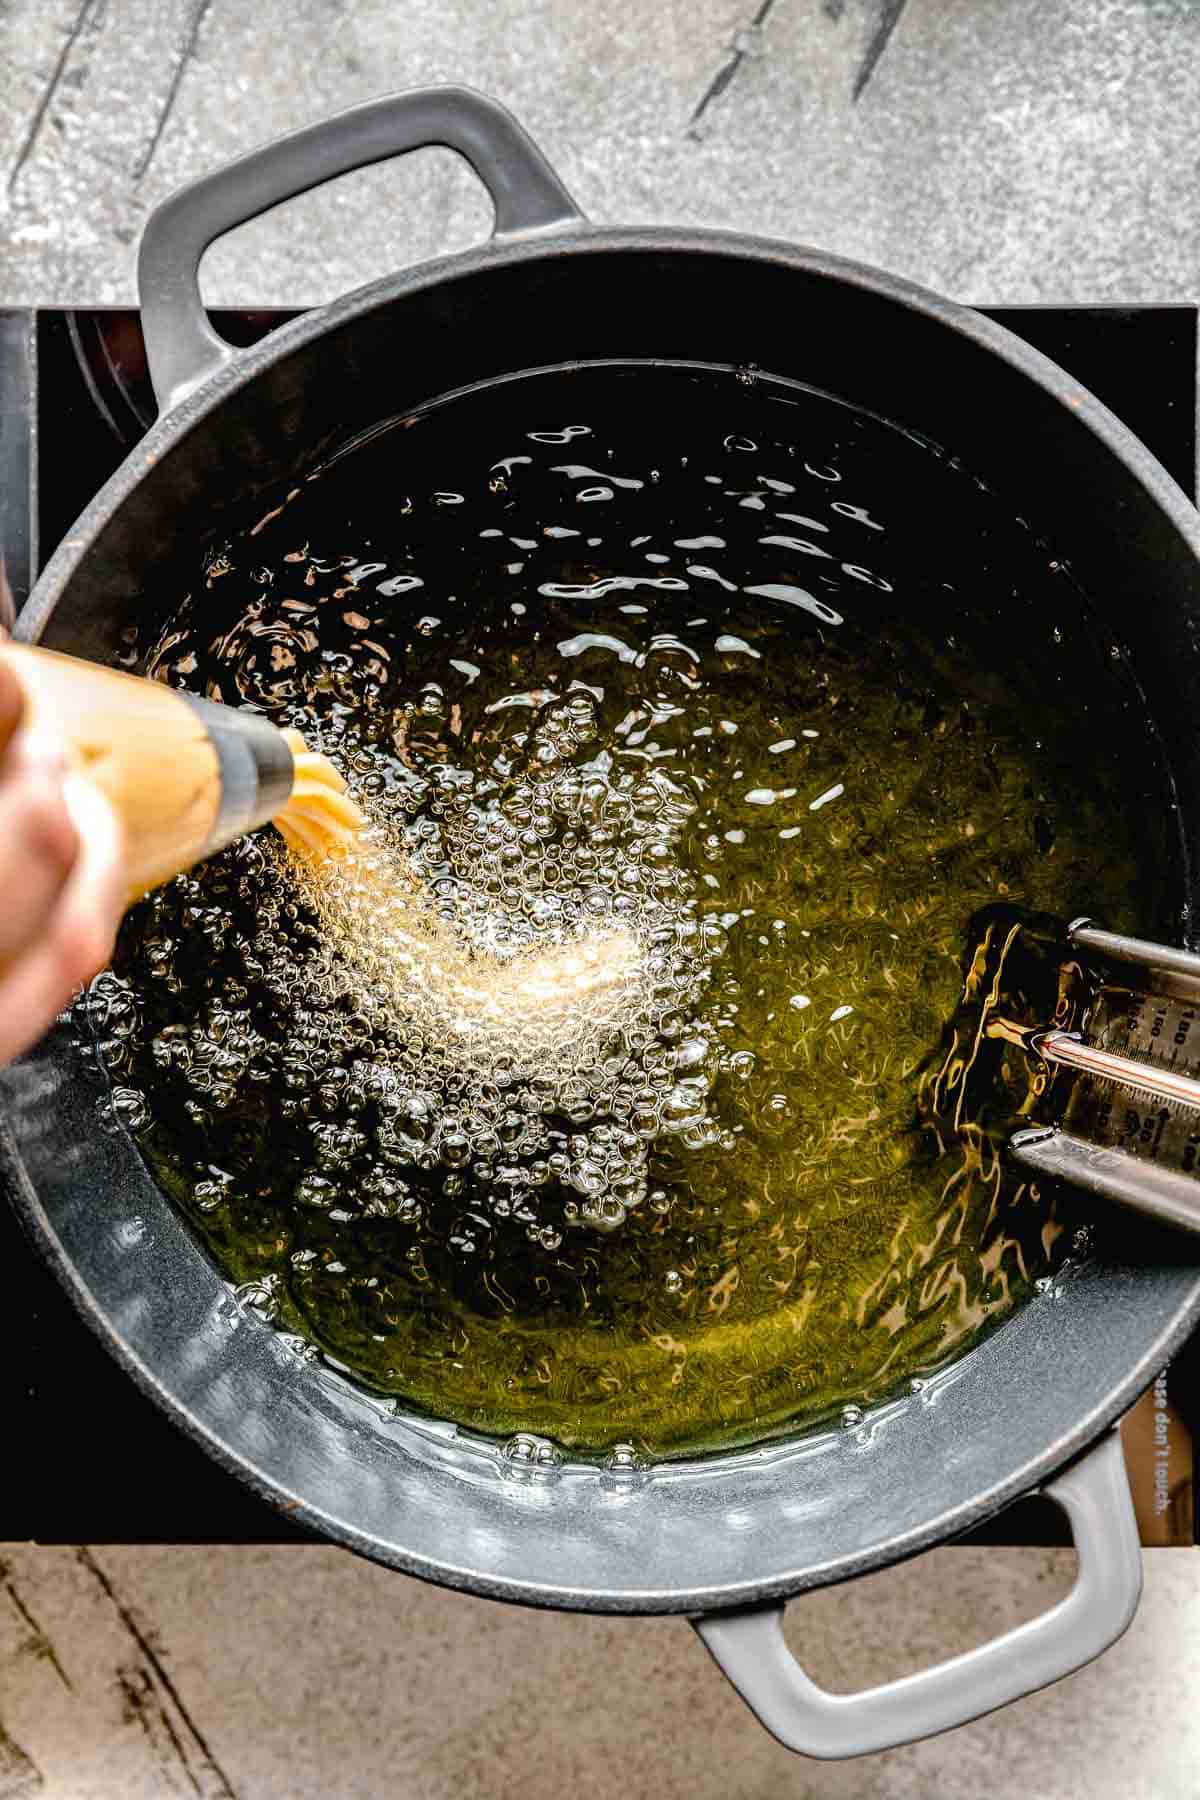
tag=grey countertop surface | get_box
[0,1538,1196,1800]
[2,0,1200,311]
[3,1,1200,1794]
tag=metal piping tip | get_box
[181,693,295,859]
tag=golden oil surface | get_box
[84,367,1175,1456]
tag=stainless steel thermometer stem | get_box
[1037,1029,1200,1112]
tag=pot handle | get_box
[138,86,584,415]
[694,1427,1140,1760]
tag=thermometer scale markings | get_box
[1052,992,1200,1174]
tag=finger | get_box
[0,776,125,1065]
[0,742,80,964]
[0,655,26,757]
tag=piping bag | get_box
[1,642,364,904]
[1,646,638,1029]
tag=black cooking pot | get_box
[5,87,1200,1759]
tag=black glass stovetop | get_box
[0,304,1196,1544]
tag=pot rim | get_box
[14,225,1200,1612]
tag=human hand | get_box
[0,651,125,1064]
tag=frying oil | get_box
[83,365,1179,1457]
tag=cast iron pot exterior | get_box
[5,87,1200,1754]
